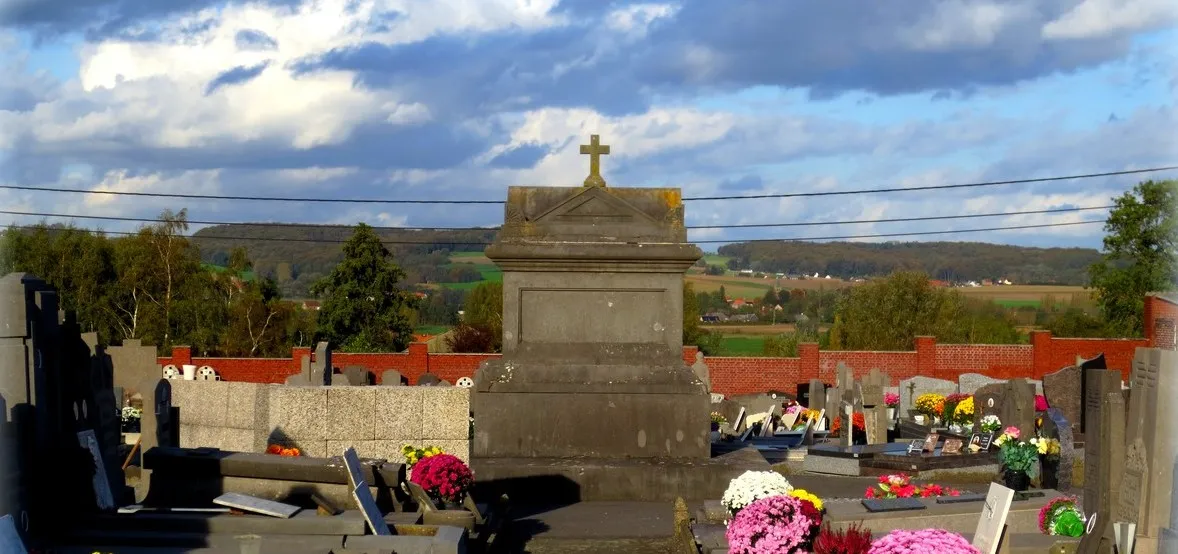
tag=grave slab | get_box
[824,489,1065,536]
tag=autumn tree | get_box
[311,224,416,352]
[1089,179,1177,335]
[452,282,503,352]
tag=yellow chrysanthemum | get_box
[915,393,945,416]
[953,396,975,419]
[789,489,824,512]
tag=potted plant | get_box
[994,427,1038,491]
[884,393,900,421]
[120,406,142,434]
[1031,436,1063,489]
[831,413,867,444]
[868,529,979,554]
[942,394,970,432]
[408,453,474,509]
[952,396,975,434]
[711,412,728,432]
[722,470,794,517]
[725,494,821,554]
[914,393,945,426]
[1038,496,1086,537]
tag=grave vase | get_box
[1003,469,1031,492]
[1039,456,1059,490]
[886,407,896,421]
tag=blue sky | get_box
[1,0,1176,251]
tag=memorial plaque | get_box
[342,447,392,536]
[972,483,1015,554]
[906,439,923,455]
[922,432,939,453]
[1116,438,1147,525]
[937,493,987,504]
[861,498,926,513]
[213,492,300,518]
[942,438,963,455]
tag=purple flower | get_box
[868,529,979,554]
[726,495,819,554]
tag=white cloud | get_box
[899,0,1033,50]
[1041,0,1178,40]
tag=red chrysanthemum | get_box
[409,453,474,504]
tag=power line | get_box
[683,166,1177,201]
[4,219,1108,246]
[0,166,1172,204]
[0,205,1113,232]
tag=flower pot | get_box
[887,408,897,421]
[1040,457,1060,490]
[1003,469,1031,492]
[182,364,197,380]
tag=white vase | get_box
[887,408,897,421]
[182,364,196,380]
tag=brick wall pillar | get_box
[1145,295,1156,347]
[799,342,820,385]
[682,345,699,365]
[291,346,311,368]
[407,342,429,384]
[171,346,193,366]
[914,336,936,380]
[1030,330,1053,379]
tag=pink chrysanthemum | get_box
[868,529,979,554]
[726,495,820,554]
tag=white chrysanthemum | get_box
[721,470,794,515]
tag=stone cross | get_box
[580,134,610,187]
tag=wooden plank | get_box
[212,492,300,519]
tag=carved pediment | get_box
[531,187,660,227]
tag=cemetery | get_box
[1,137,1175,554]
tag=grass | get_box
[701,254,731,267]
[414,325,450,336]
[718,335,767,356]
[993,299,1043,308]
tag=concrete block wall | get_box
[168,381,471,463]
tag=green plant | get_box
[999,441,1040,476]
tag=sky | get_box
[1,0,1177,251]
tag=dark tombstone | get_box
[417,373,441,387]
[1077,353,1107,434]
[861,498,926,513]
[1001,379,1036,441]
[797,383,811,406]
[311,342,331,386]
[329,373,351,386]
[1040,408,1074,491]
[1043,364,1081,433]
[974,382,1005,420]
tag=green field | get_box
[718,335,767,356]
[414,325,450,335]
[993,299,1043,308]
[701,254,731,267]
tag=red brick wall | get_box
[1146,295,1178,350]
[159,331,1155,395]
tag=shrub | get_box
[814,522,874,554]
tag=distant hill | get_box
[716,241,1102,285]
[191,224,496,297]
[191,225,1102,297]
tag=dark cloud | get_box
[0,0,301,39]
[488,143,549,169]
[235,29,278,51]
[205,62,270,95]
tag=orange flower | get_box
[280,447,300,457]
[266,444,283,455]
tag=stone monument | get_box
[472,135,709,460]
